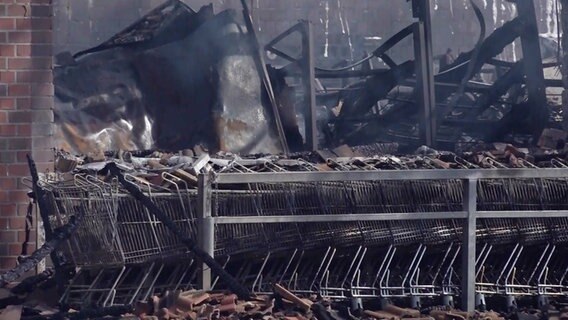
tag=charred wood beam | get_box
[27,155,67,296]
[10,268,54,295]
[0,216,80,289]
[105,163,251,300]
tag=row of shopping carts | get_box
[42,156,568,265]
[38,154,568,307]
[61,242,568,308]
[224,243,568,300]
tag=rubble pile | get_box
[0,281,519,320]
[6,0,568,316]
[5,278,568,320]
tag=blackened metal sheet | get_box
[54,3,283,154]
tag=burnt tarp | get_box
[54,0,285,154]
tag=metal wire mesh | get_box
[212,176,568,256]
[41,157,568,266]
[43,175,198,267]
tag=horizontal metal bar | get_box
[213,212,468,224]
[476,211,568,219]
[213,168,568,184]
[213,210,568,224]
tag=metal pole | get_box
[422,0,437,146]
[412,0,436,147]
[516,0,548,136]
[301,20,318,151]
[198,174,214,290]
[461,178,477,313]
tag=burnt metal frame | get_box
[265,20,318,151]
[262,0,549,149]
[197,168,568,313]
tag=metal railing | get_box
[197,168,568,312]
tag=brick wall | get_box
[0,0,53,271]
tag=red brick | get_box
[0,98,14,110]
[30,83,51,96]
[0,44,14,58]
[8,83,29,96]
[17,123,30,135]
[17,44,51,57]
[0,178,16,190]
[16,17,50,30]
[8,57,52,69]
[8,243,20,256]
[15,70,51,83]
[7,30,30,43]
[15,151,26,162]
[0,124,16,135]
[0,17,14,29]
[16,97,29,109]
[0,111,7,123]
[17,230,35,242]
[7,110,30,122]
[6,4,27,17]
[7,191,29,203]
[7,163,30,176]
[0,70,15,83]
[9,243,35,256]
[0,204,16,217]
[0,256,17,270]
[8,216,25,229]
[30,97,51,109]
[0,229,16,242]
[14,43,28,56]
[0,218,7,229]
[0,33,7,44]
[0,152,15,164]
[7,138,31,150]
[16,203,31,216]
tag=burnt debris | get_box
[54,0,562,156]
[9,0,568,318]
